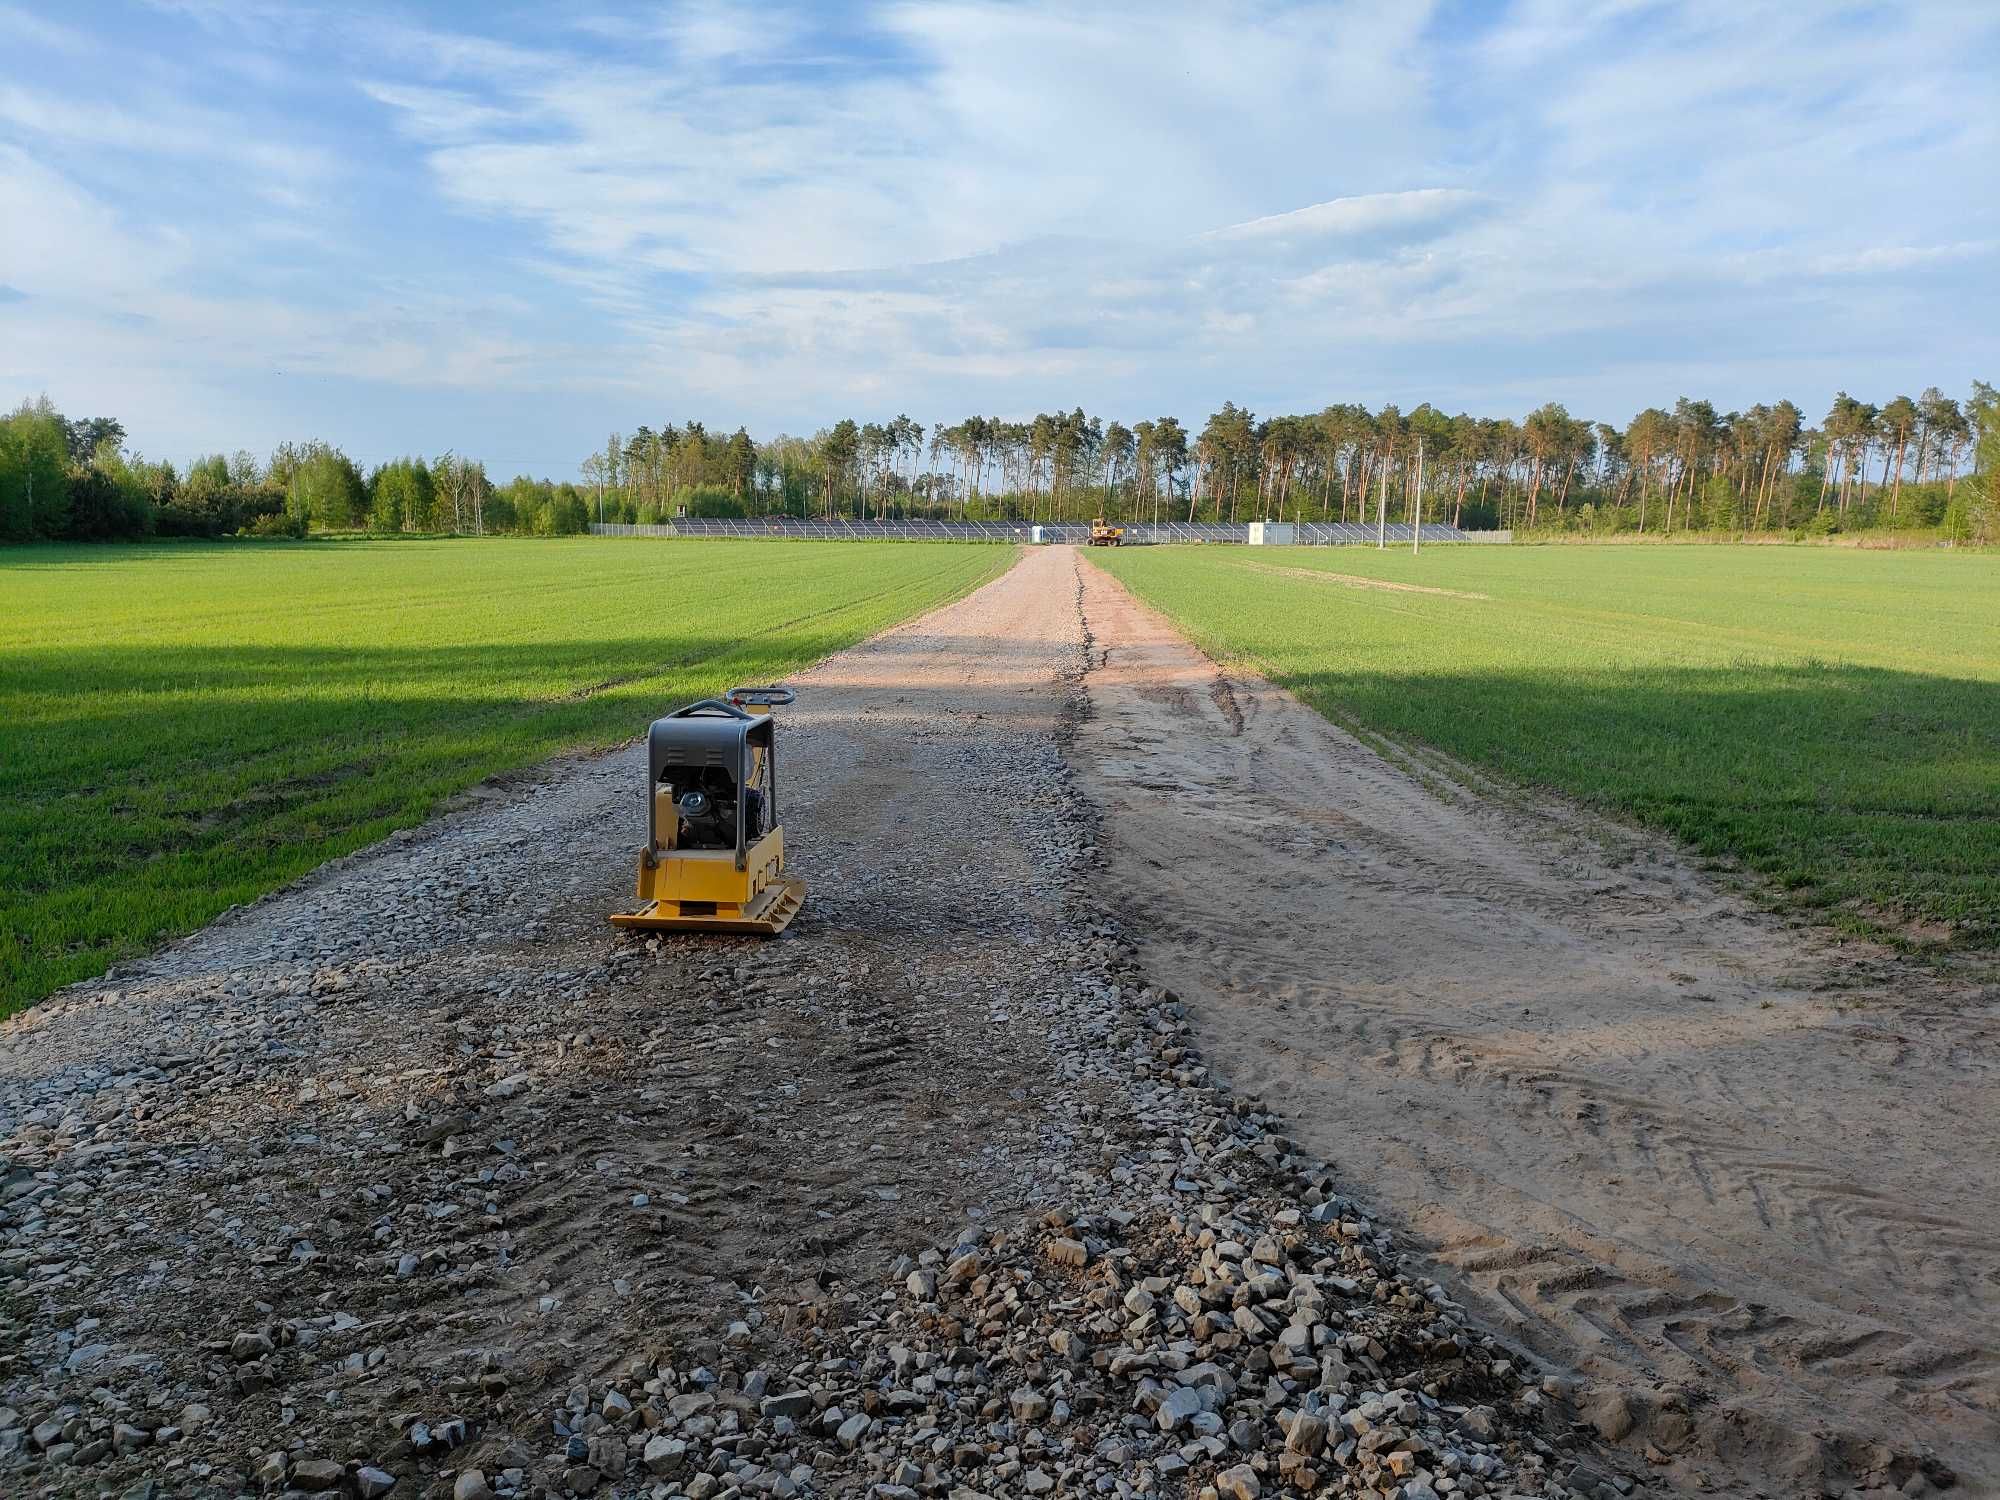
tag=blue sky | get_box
[2,0,1995,476]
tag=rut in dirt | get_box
[1067,550,1999,1495]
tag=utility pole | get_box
[1413,440,1424,555]
[1376,454,1387,549]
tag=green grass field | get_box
[0,539,1009,1014]
[1092,543,2000,948]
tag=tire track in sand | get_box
[1066,548,1999,1497]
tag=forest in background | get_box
[2,383,1994,545]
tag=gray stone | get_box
[1156,1386,1203,1432]
[1284,1412,1328,1456]
[761,1391,813,1421]
[356,1468,398,1499]
[1216,1463,1262,1500]
[454,1470,494,1500]
[1567,1460,1616,1493]
[1010,1388,1051,1424]
[943,1251,984,1285]
[1457,1405,1500,1441]
[293,1458,346,1491]
[643,1435,687,1475]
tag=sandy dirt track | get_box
[1071,553,2000,1492]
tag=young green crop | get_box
[1092,543,2000,947]
[0,538,1009,1014]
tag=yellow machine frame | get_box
[1088,517,1124,546]
[609,688,807,935]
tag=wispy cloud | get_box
[1810,242,1997,277]
[0,84,334,181]
[0,0,1994,465]
[0,3,87,50]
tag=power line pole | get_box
[1413,439,1425,555]
[1376,452,1387,549]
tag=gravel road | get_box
[2,547,1629,1500]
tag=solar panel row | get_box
[589,519,1502,544]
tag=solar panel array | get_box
[590,519,1508,545]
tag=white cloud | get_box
[1203,191,1486,245]
[1809,243,1997,277]
[339,0,1994,433]
[0,84,333,181]
[3,0,1996,461]
[657,0,795,63]
[0,4,87,51]
[0,146,191,300]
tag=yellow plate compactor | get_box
[609,686,806,935]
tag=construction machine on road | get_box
[609,686,807,935]
[1088,518,1125,546]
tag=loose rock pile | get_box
[686,958,1637,1500]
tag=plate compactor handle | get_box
[727,685,796,708]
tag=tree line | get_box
[584,387,1993,541]
[4,382,1993,545]
[0,397,589,543]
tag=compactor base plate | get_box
[609,877,806,936]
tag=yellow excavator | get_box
[609,686,807,935]
[1088,518,1124,546]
